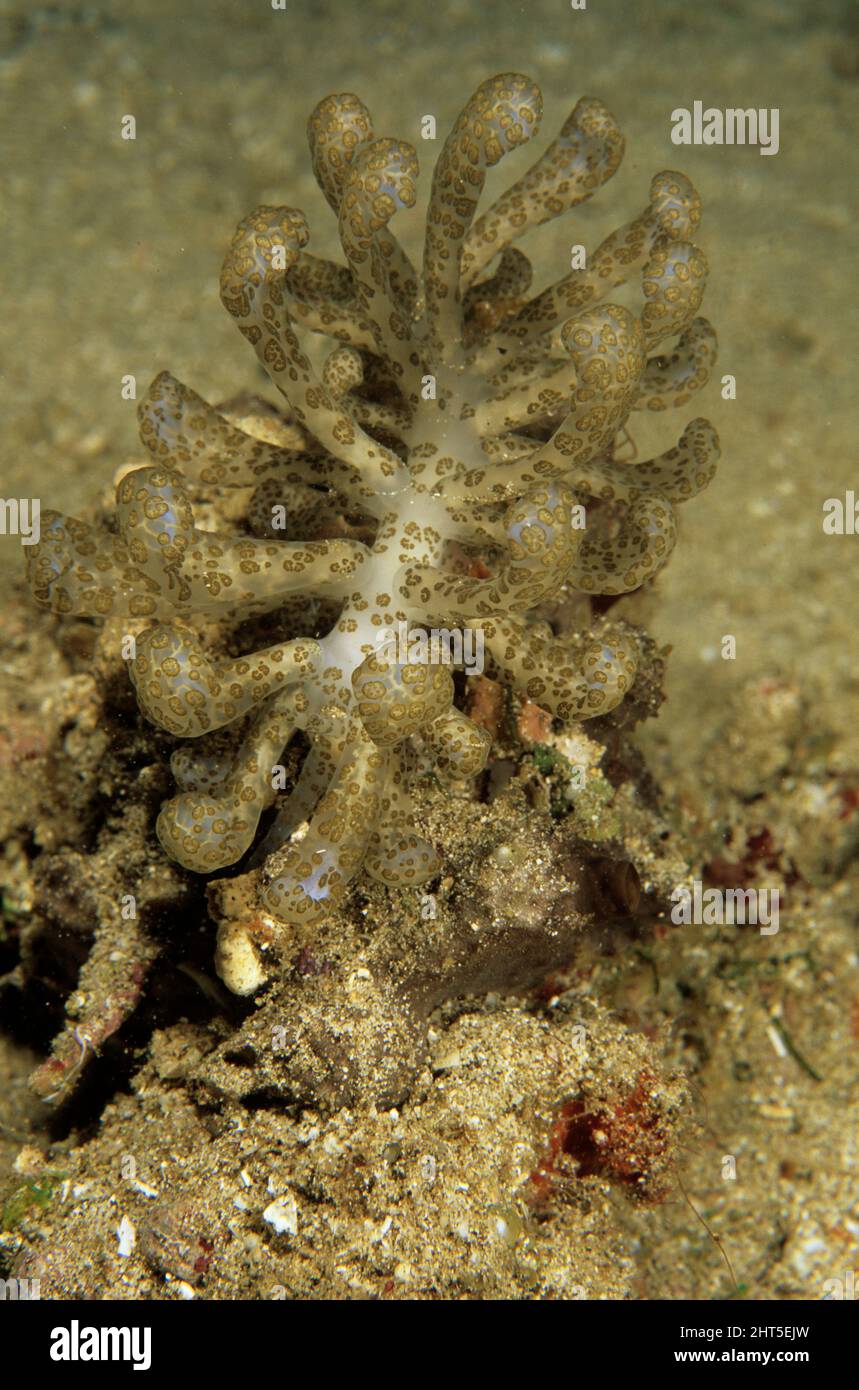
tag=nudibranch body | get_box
[27,74,719,989]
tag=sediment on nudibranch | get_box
[26,73,720,991]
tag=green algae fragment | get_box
[530,742,620,838]
[2,1173,65,1231]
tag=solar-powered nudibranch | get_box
[26,73,719,992]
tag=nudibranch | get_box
[26,73,719,991]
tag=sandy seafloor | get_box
[0,0,858,1301]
